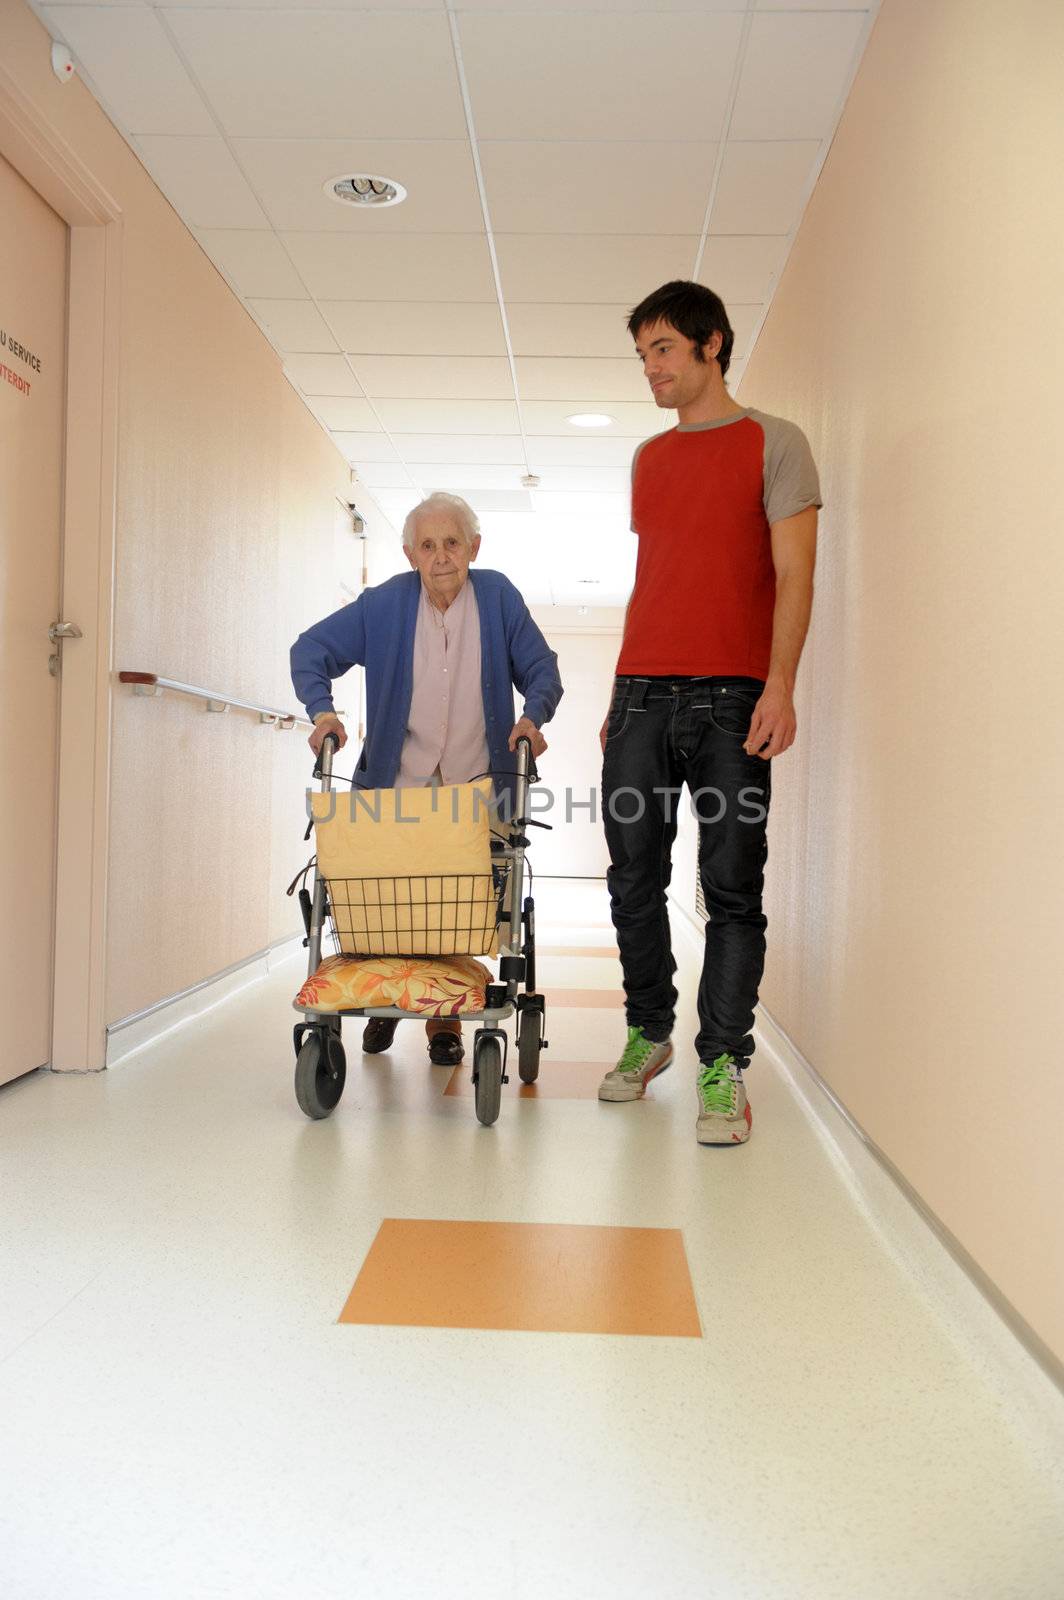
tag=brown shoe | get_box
[362,1017,398,1054]
[427,1028,464,1066]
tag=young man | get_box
[598,280,821,1145]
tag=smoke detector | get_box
[324,174,407,209]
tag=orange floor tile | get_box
[443,1060,637,1100]
[339,1219,702,1337]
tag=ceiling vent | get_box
[324,174,407,209]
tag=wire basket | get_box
[325,860,510,958]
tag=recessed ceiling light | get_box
[324,173,407,209]
[566,413,615,429]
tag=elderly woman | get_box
[290,491,563,1066]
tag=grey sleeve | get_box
[758,413,823,526]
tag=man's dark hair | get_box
[627,280,734,379]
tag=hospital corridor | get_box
[3,0,1064,1594]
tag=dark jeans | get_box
[601,676,772,1066]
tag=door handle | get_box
[48,621,82,641]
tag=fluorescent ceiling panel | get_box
[133,136,267,229]
[231,139,484,234]
[246,299,338,355]
[457,12,744,141]
[43,7,213,136]
[323,301,506,358]
[283,234,496,302]
[350,355,514,401]
[711,142,822,236]
[163,10,466,141]
[731,11,868,141]
[479,141,718,236]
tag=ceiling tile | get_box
[231,140,483,234]
[458,12,743,141]
[332,432,398,464]
[391,436,526,465]
[526,465,630,493]
[195,231,305,298]
[522,401,663,438]
[406,464,528,492]
[283,356,364,399]
[525,436,654,469]
[162,10,465,140]
[515,358,647,404]
[696,236,790,302]
[731,12,867,141]
[375,400,521,435]
[350,356,514,401]
[464,490,533,514]
[726,305,764,363]
[496,235,697,303]
[43,7,213,136]
[246,299,338,354]
[133,136,267,229]
[354,462,415,490]
[304,396,379,431]
[507,303,634,359]
[283,235,496,302]
[711,142,821,236]
[322,302,506,357]
[480,141,717,235]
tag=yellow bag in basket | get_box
[309,778,498,957]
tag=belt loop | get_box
[630,680,649,711]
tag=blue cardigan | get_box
[290,569,562,805]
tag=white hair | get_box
[401,491,480,550]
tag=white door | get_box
[0,152,68,1086]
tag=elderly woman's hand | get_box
[309,713,347,756]
[508,717,546,759]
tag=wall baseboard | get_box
[756,1002,1064,1401]
[104,935,304,1067]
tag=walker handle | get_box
[313,731,339,784]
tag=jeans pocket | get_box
[698,686,758,739]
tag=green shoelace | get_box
[616,1025,656,1075]
[698,1054,738,1113]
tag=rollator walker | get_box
[290,732,547,1127]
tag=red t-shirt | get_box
[617,408,821,679]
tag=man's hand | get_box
[508,716,547,759]
[744,680,797,760]
[308,714,347,756]
[600,715,609,755]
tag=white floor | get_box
[3,879,1064,1600]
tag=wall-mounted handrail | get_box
[117,672,331,729]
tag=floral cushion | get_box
[294,953,492,1016]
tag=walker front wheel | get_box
[473,1034,503,1127]
[295,1029,346,1120]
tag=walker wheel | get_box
[517,1007,542,1084]
[473,1034,503,1127]
[295,1029,346,1120]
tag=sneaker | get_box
[598,1025,673,1102]
[696,1054,752,1144]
